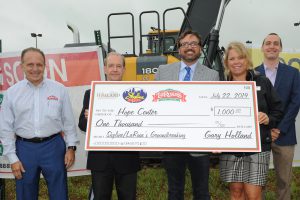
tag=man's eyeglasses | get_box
[180,41,200,48]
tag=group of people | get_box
[0,30,299,200]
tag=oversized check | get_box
[85,81,261,152]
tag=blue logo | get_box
[123,88,147,103]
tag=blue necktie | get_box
[183,66,191,81]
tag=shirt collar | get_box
[263,63,278,71]
[25,77,46,88]
[180,61,197,72]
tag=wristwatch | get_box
[68,146,77,151]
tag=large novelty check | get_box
[85,81,261,152]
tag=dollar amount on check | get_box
[85,81,261,152]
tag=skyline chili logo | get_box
[152,89,187,102]
[123,87,147,103]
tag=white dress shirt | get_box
[0,78,79,164]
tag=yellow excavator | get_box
[64,0,230,166]
[65,0,229,81]
[98,0,230,164]
[104,0,230,82]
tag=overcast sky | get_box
[0,0,299,53]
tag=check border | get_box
[85,81,261,152]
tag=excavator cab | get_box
[107,10,181,81]
[147,29,178,54]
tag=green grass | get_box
[4,167,300,199]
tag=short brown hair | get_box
[177,30,202,48]
[21,47,46,64]
[262,33,282,47]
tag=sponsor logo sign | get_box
[153,89,186,102]
[96,91,120,99]
[122,87,147,103]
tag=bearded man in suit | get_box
[155,30,219,200]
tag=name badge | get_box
[256,86,261,91]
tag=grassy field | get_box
[4,166,300,199]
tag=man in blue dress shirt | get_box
[0,47,79,200]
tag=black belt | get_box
[16,133,60,143]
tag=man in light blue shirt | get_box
[0,47,79,200]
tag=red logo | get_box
[47,95,59,101]
[153,89,186,102]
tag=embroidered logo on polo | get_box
[152,89,186,102]
[47,95,59,101]
[123,88,147,103]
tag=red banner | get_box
[0,48,103,90]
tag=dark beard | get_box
[180,51,201,63]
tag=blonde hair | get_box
[224,42,253,79]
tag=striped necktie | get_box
[183,66,191,81]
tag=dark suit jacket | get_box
[256,63,300,145]
[249,71,283,151]
[78,89,140,174]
